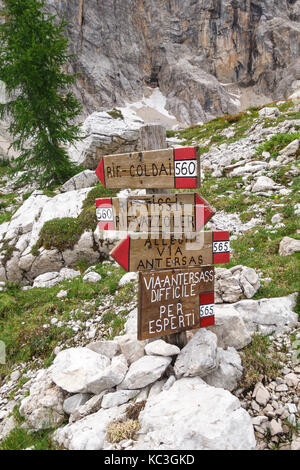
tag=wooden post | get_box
[145,187,188,348]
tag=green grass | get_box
[255,132,300,158]
[167,107,259,147]
[0,427,57,450]
[239,334,281,390]
[107,108,124,120]
[0,262,134,372]
[32,184,116,253]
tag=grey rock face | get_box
[68,112,167,169]
[204,347,243,392]
[46,1,300,124]
[174,329,219,379]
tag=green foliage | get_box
[0,0,83,187]
[107,108,124,120]
[34,217,82,252]
[239,334,281,390]
[0,263,130,368]
[32,184,116,253]
[0,427,57,450]
[256,133,300,158]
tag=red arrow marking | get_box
[110,234,130,271]
[111,231,230,272]
[95,158,105,186]
[195,194,215,227]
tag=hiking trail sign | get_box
[110,231,230,272]
[95,145,230,342]
[95,193,215,232]
[138,266,215,340]
[95,147,201,189]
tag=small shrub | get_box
[106,419,140,443]
[126,400,146,420]
[225,112,245,123]
[107,108,124,120]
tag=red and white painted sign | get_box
[95,147,201,189]
[174,147,199,189]
[199,291,215,327]
[110,231,230,272]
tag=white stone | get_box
[87,354,128,394]
[53,404,128,450]
[279,237,300,256]
[119,355,171,390]
[68,111,166,169]
[59,267,80,280]
[86,340,120,359]
[252,176,277,192]
[19,369,65,430]
[117,334,146,364]
[271,213,283,224]
[51,347,110,393]
[269,419,283,436]
[60,170,98,192]
[253,383,270,406]
[82,271,102,283]
[101,389,139,409]
[63,393,92,415]
[174,329,218,379]
[118,272,138,287]
[144,340,180,357]
[284,373,299,387]
[233,294,298,335]
[133,378,256,450]
[208,305,252,350]
[32,271,61,288]
[258,107,280,118]
[204,347,243,392]
[279,139,299,157]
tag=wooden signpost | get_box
[95,147,201,189]
[95,145,230,343]
[109,231,230,272]
[138,266,215,340]
[96,193,215,232]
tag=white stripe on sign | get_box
[200,304,214,317]
[174,160,197,177]
[213,241,230,253]
[96,207,114,222]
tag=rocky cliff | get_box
[47,0,300,124]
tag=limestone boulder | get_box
[204,347,243,392]
[19,369,65,430]
[133,378,256,450]
[119,355,172,390]
[68,112,167,169]
[174,329,218,379]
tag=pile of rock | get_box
[17,329,254,450]
[239,328,300,451]
[215,266,260,303]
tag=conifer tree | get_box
[0,0,82,186]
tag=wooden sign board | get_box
[95,147,201,189]
[95,193,215,232]
[110,231,230,272]
[138,266,215,340]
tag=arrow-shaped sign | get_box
[95,147,201,189]
[95,193,215,231]
[110,231,230,272]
